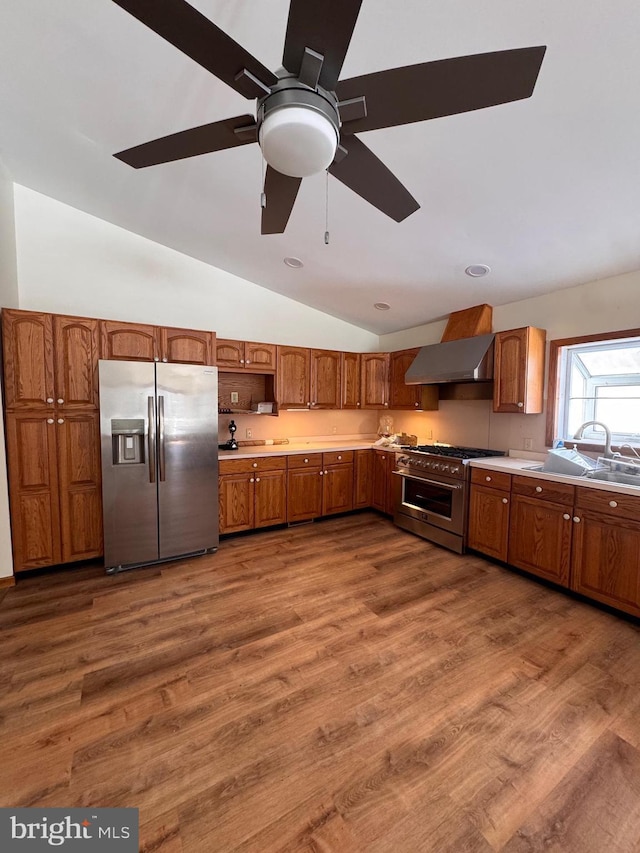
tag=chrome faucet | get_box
[573,421,616,458]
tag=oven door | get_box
[393,469,465,535]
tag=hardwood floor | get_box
[1,512,639,852]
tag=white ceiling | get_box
[1,1,640,334]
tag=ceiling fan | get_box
[112,0,546,235]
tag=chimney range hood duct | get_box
[405,333,495,385]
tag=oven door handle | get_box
[392,470,462,490]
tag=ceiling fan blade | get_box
[328,135,419,222]
[336,46,546,134]
[282,0,363,91]
[261,167,302,234]
[112,0,277,97]
[114,115,257,168]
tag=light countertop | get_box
[468,455,640,497]
[218,439,383,460]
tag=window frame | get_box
[546,327,640,451]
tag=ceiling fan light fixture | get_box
[259,106,338,178]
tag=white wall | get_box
[0,158,18,578]
[13,186,379,352]
[382,270,640,454]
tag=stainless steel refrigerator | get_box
[99,359,218,573]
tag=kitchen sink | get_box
[584,469,640,487]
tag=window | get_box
[547,329,640,451]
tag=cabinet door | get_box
[2,310,55,410]
[254,470,287,528]
[219,473,254,534]
[570,510,640,618]
[353,449,373,509]
[508,494,572,585]
[277,346,310,409]
[323,464,354,515]
[245,342,276,372]
[361,353,389,409]
[310,349,341,409]
[341,352,360,409]
[100,320,160,362]
[162,328,215,365]
[54,315,100,409]
[371,450,391,513]
[493,327,546,414]
[388,349,422,409]
[56,412,103,563]
[5,412,61,571]
[216,339,245,368]
[467,484,510,561]
[287,467,322,522]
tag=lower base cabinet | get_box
[468,470,640,618]
[219,456,287,534]
[372,449,396,514]
[287,451,355,522]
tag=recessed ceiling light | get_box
[283,256,304,268]
[374,302,391,311]
[465,264,491,277]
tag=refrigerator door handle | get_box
[147,395,156,483]
[158,395,166,482]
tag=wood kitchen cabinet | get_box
[216,339,276,372]
[493,326,546,414]
[508,475,574,586]
[287,453,324,522]
[353,449,373,508]
[2,309,99,410]
[360,353,390,409]
[322,451,354,515]
[310,349,342,409]
[570,486,640,617]
[467,468,511,561]
[161,327,215,365]
[5,411,102,571]
[100,320,160,362]
[341,352,361,409]
[277,346,311,409]
[219,456,287,534]
[371,448,395,514]
[388,349,422,410]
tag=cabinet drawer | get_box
[471,468,512,491]
[288,453,323,469]
[512,475,575,506]
[219,455,287,475]
[323,450,354,466]
[575,486,640,522]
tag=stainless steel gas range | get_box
[393,444,505,554]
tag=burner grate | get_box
[402,444,505,460]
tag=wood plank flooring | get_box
[1,512,640,852]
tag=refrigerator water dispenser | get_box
[111,418,145,465]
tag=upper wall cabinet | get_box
[388,349,423,410]
[360,352,390,409]
[100,320,160,362]
[161,327,215,365]
[310,349,342,409]
[493,327,546,414]
[277,346,311,408]
[2,309,99,410]
[341,352,361,409]
[216,339,276,372]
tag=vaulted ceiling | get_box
[1,1,639,333]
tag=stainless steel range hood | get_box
[405,333,495,384]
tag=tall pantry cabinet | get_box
[2,310,103,572]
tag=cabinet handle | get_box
[324,470,329,475]
[485,475,492,482]
[502,498,508,504]
[382,455,386,460]
[414,402,419,406]
[154,357,160,362]
[240,359,245,364]
[304,458,308,463]
[337,455,342,460]
[255,477,260,482]
[535,486,542,493]
[384,402,389,407]
[563,513,571,520]
[47,418,54,424]
[573,516,581,523]
[246,359,251,364]
[57,418,64,424]
[249,477,255,483]
[252,462,258,468]
[46,397,54,404]
[162,357,168,363]
[609,500,618,508]
[356,402,360,407]
[517,402,524,408]
[319,471,324,476]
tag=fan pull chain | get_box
[260,153,266,209]
[324,170,330,245]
